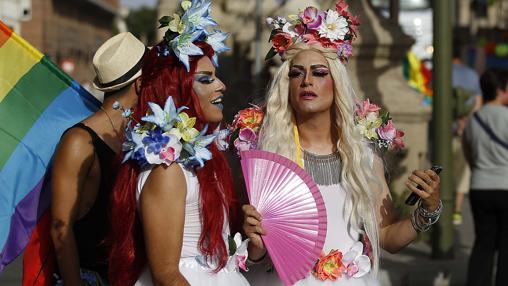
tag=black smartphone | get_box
[404,165,443,206]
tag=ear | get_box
[134,77,142,95]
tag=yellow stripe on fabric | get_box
[293,122,304,168]
[0,34,43,103]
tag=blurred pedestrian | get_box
[463,68,508,286]
[452,44,482,226]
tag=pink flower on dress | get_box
[236,255,248,271]
[377,120,396,142]
[301,7,325,29]
[355,99,381,119]
[313,249,345,281]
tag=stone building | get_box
[157,0,431,197]
[19,0,120,88]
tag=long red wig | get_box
[108,41,237,285]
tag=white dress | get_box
[134,164,250,286]
[244,182,379,286]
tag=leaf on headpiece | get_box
[269,29,279,42]
[159,15,172,28]
[265,47,277,61]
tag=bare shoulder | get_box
[142,163,187,199]
[55,127,95,160]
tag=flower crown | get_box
[115,96,221,169]
[265,0,359,62]
[157,0,230,71]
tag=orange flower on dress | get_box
[232,106,264,131]
[313,249,345,281]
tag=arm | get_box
[375,156,441,253]
[50,129,95,285]
[139,164,189,286]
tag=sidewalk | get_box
[378,195,474,286]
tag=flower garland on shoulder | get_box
[355,99,405,151]
[116,96,217,169]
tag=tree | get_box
[126,6,157,46]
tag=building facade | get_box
[18,0,120,88]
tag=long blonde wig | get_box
[258,43,381,274]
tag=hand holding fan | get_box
[240,150,327,286]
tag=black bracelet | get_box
[247,250,267,264]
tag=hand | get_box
[242,204,266,250]
[405,169,441,211]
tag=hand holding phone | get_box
[405,165,443,206]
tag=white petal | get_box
[352,255,371,278]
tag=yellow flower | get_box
[181,0,192,11]
[169,13,186,34]
[171,112,200,142]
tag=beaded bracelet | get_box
[411,200,443,232]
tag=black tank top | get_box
[67,123,116,280]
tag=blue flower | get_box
[142,96,188,131]
[184,124,217,168]
[142,128,170,155]
[157,44,171,57]
[122,108,133,118]
[169,30,204,71]
[112,101,121,110]
[206,30,230,66]
[122,122,145,163]
[181,0,217,32]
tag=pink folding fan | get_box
[240,150,327,286]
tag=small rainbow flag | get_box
[0,20,100,273]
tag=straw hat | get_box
[92,32,146,92]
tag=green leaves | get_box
[265,47,277,61]
[158,15,172,28]
[228,235,237,255]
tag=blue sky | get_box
[121,0,157,8]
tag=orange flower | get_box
[233,107,264,131]
[313,249,345,281]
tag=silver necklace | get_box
[302,149,342,186]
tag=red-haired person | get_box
[107,2,250,285]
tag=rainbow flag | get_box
[0,20,100,272]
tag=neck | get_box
[452,58,462,65]
[486,97,505,106]
[99,88,138,140]
[295,110,335,155]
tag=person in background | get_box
[50,32,145,285]
[451,43,482,225]
[463,68,508,286]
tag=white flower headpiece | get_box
[158,0,230,71]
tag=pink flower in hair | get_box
[335,0,350,16]
[272,33,293,54]
[301,7,325,30]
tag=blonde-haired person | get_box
[243,3,442,285]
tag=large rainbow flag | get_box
[0,20,100,275]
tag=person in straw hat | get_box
[50,32,146,285]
